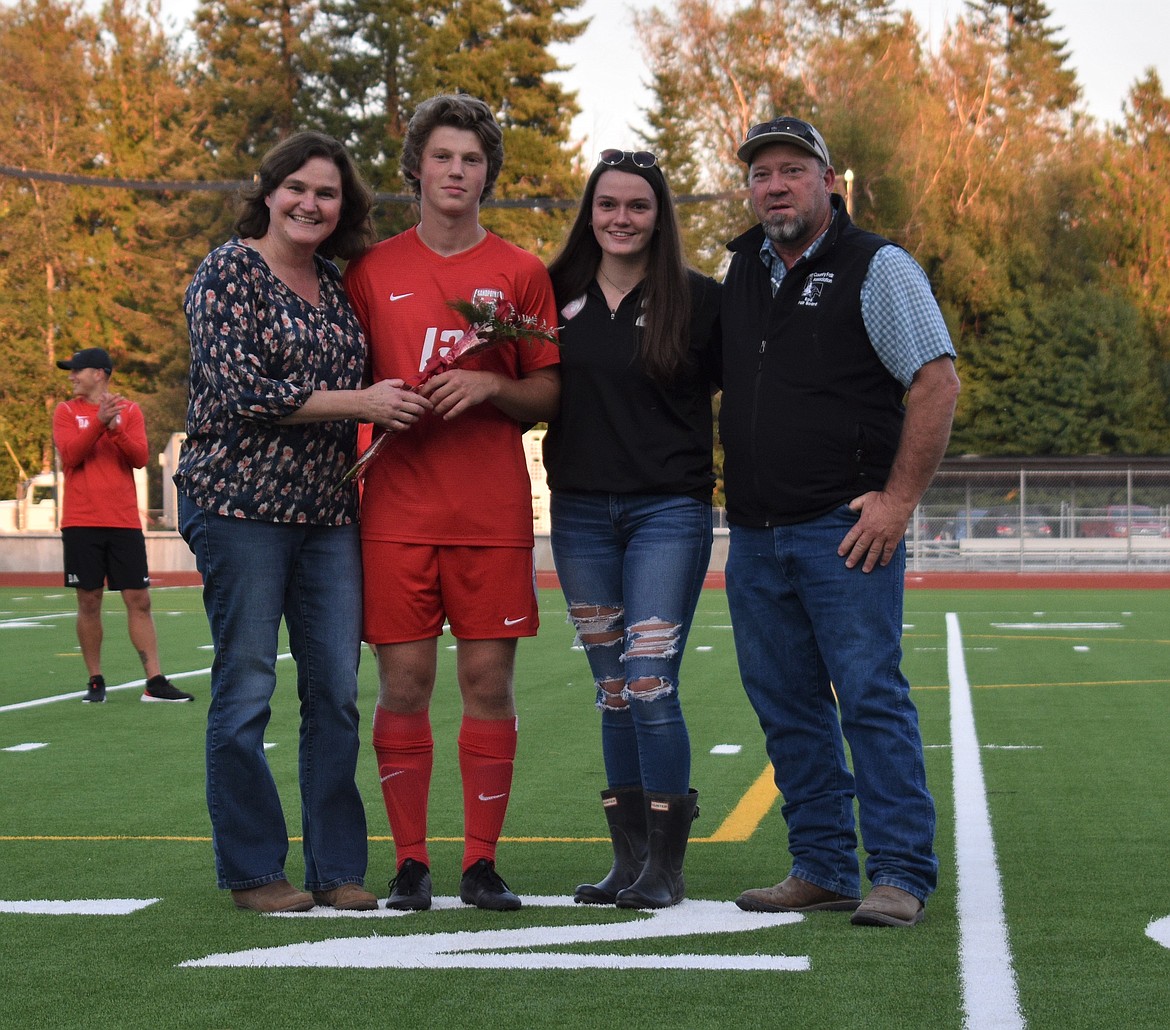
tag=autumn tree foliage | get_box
[0,0,586,499]
[634,0,1170,455]
[1104,71,1170,357]
[0,0,204,494]
[1,0,1169,502]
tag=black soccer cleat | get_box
[386,858,432,911]
[459,859,522,911]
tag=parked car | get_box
[910,512,959,541]
[950,506,1053,541]
[1079,504,1169,539]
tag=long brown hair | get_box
[547,155,692,383]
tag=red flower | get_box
[341,298,558,485]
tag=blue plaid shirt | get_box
[759,217,955,388]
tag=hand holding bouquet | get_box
[341,298,558,485]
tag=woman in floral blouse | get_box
[176,131,430,914]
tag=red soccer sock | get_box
[372,705,434,869]
[458,715,518,871]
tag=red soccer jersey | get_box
[52,398,147,529]
[344,228,559,546]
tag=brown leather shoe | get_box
[312,883,379,911]
[231,879,315,913]
[850,885,924,927]
[735,875,860,913]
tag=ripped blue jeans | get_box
[550,491,712,794]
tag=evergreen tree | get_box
[0,0,202,499]
[88,0,208,475]
[308,0,423,200]
[181,0,328,271]
[1093,70,1170,436]
[951,284,1170,454]
[962,0,1079,115]
[309,0,586,251]
[1104,72,1170,360]
[188,0,320,167]
[917,0,1085,299]
[0,0,97,489]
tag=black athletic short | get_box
[62,527,151,592]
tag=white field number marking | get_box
[1147,916,1170,949]
[0,899,159,915]
[181,896,809,971]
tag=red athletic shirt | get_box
[52,398,147,529]
[344,228,559,547]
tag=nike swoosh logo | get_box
[478,792,508,802]
[503,616,528,626]
[389,292,414,302]
[380,770,405,783]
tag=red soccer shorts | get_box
[362,541,540,644]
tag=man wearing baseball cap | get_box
[717,116,960,927]
[53,348,193,703]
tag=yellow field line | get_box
[700,766,778,843]
[914,678,1170,691]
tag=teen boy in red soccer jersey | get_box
[53,347,193,704]
[344,94,559,911]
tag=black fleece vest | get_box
[719,199,906,526]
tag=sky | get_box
[552,0,1170,156]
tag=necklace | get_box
[598,265,642,295]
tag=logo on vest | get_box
[798,271,834,307]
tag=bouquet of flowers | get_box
[341,297,559,485]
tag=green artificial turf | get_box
[1,585,1168,1028]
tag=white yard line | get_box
[947,612,1026,1029]
[0,656,289,713]
[0,612,75,629]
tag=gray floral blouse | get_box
[175,238,366,525]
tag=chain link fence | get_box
[708,460,1170,572]
[906,461,1170,572]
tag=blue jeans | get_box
[550,491,712,794]
[725,507,937,903]
[179,494,368,891]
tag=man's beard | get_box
[761,212,808,244]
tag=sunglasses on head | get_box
[599,149,658,169]
[746,118,818,145]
